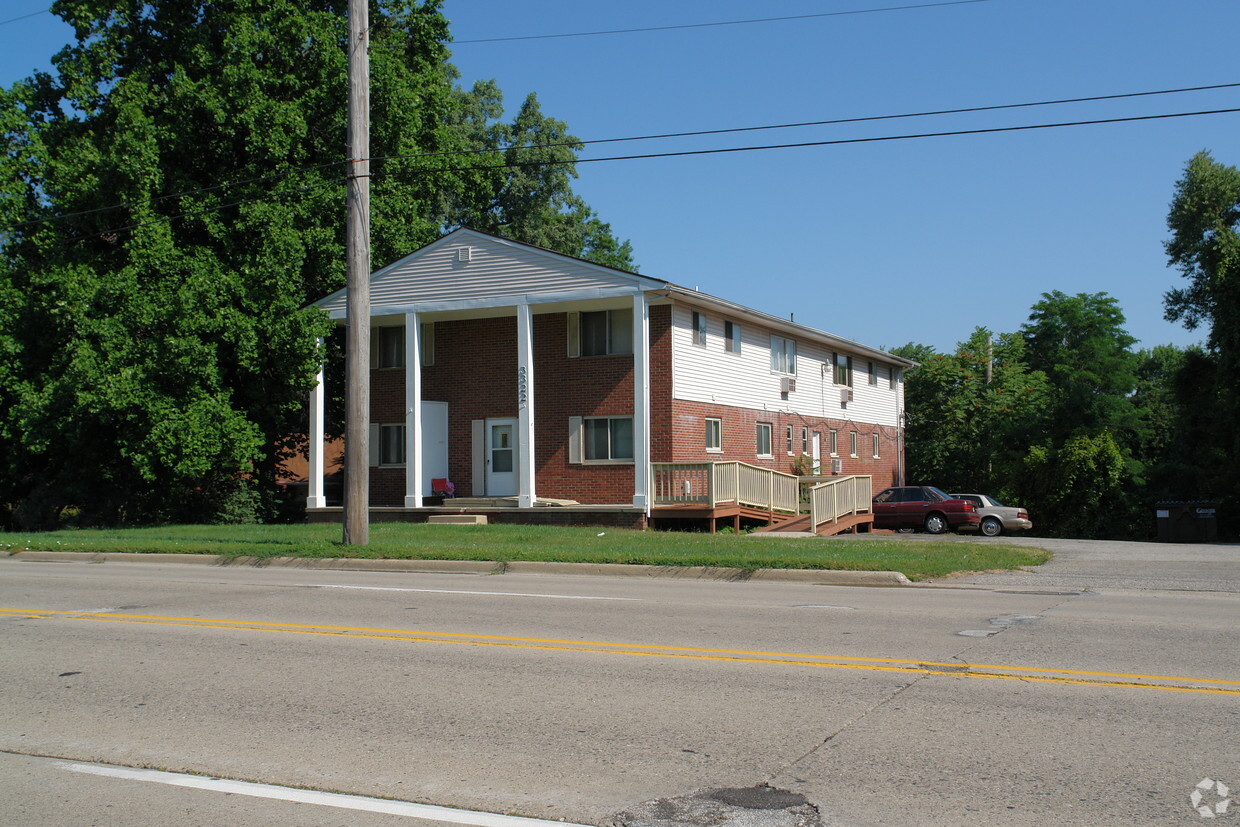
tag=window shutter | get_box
[566,312,580,358]
[568,416,583,464]
[368,424,379,467]
[420,323,435,366]
[471,419,485,496]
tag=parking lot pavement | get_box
[923,536,1240,593]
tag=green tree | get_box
[1017,291,1143,537]
[1164,150,1240,532]
[892,329,1048,498]
[0,0,633,529]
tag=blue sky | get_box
[3,1,1237,353]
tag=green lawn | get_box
[0,523,1051,581]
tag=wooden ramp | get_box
[754,512,875,536]
[649,502,800,533]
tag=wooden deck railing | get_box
[808,475,873,533]
[651,461,800,514]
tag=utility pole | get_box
[343,0,370,546]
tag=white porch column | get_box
[307,337,327,509]
[404,312,423,508]
[632,292,651,512]
[516,303,536,508]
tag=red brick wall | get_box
[366,303,898,504]
[368,306,675,506]
[667,400,902,497]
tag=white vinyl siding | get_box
[669,306,905,428]
[318,231,649,316]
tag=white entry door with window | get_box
[484,417,517,496]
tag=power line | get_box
[366,81,1240,166]
[362,107,1240,177]
[40,105,1240,247]
[451,0,992,44]
[0,8,50,27]
[15,80,1235,235]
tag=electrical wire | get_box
[451,0,992,44]
[0,9,49,27]
[8,81,1237,234]
[32,105,1240,248]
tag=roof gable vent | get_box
[457,247,472,263]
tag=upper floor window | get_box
[373,324,434,368]
[834,352,853,386]
[770,336,797,374]
[869,361,879,386]
[725,321,741,354]
[692,311,707,346]
[580,308,633,356]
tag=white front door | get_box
[485,417,517,496]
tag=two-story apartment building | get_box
[304,228,912,526]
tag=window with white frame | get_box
[849,431,858,458]
[834,352,853,386]
[705,417,722,452]
[872,433,881,458]
[801,427,809,455]
[379,424,406,466]
[869,361,878,386]
[725,320,741,353]
[829,429,838,456]
[377,327,404,369]
[579,308,633,356]
[692,311,707,346]
[582,416,634,461]
[785,425,794,455]
[770,335,796,374]
[756,422,772,457]
[373,325,435,368]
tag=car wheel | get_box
[980,516,1003,537]
[924,513,948,534]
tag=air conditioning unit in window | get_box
[780,376,796,393]
[840,387,854,404]
[831,459,843,474]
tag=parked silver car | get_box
[950,493,1033,537]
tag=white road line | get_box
[60,762,591,826]
[309,584,640,601]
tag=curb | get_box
[4,550,911,586]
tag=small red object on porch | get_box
[432,478,455,498]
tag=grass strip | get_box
[1,523,1051,581]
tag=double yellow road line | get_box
[5,607,1239,697]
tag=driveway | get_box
[924,536,1240,593]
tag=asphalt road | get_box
[1,540,1237,826]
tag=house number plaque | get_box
[518,366,528,409]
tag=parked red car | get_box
[872,486,980,534]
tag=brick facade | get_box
[367,302,900,506]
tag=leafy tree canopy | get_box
[0,0,634,529]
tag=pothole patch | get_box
[608,784,821,827]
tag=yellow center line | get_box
[5,607,1238,696]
